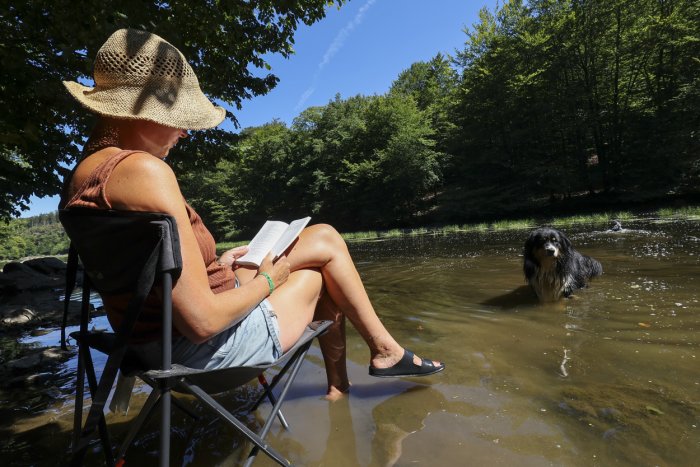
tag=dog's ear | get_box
[558,232,572,250]
[524,257,537,279]
[524,230,537,251]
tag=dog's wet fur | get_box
[523,227,603,302]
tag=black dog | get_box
[523,227,603,301]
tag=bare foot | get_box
[325,383,351,401]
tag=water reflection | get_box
[3,220,699,466]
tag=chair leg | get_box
[115,388,162,462]
[244,344,311,467]
[83,345,116,466]
[72,342,86,453]
[173,396,199,420]
[160,385,171,467]
[251,342,311,413]
[182,382,291,466]
[70,343,116,466]
[258,375,289,429]
[114,384,197,465]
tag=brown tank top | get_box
[62,150,236,342]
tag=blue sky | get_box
[23,0,497,217]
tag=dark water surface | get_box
[3,220,699,466]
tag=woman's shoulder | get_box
[96,148,176,186]
[102,149,182,212]
[76,147,169,175]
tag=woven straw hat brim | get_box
[63,80,226,130]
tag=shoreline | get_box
[216,206,700,249]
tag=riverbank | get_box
[0,257,92,393]
[2,206,698,390]
[2,218,698,465]
[216,205,700,248]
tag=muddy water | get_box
[3,220,699,466]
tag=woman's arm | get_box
[105,152,289,343]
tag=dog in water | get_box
[523,227,603,301]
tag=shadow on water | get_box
[480,285,540,309]
[3,220,699,466]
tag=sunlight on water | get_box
[3,221,698,466]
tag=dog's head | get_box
[524,227,572,265]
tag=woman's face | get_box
[138,121,188,158]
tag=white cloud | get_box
[296,87,316,109]
[295,0,376,111]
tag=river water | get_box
[3,220,698,466]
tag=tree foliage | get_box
[179,94,446,236]
[180,0,697,238]
[450,0,699,210]
[0,0,345,219]
[1,0,698,258]
[0,212,69,260]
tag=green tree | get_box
[448,0,699,219]
[0,221,28,260]
[186,92,447,235]
[227,121,301,235]
[390,53,459,156]
[0,214,69,260]
[352,94,444,225]
[0,0,346,220]
[290,95,373,225]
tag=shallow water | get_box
[2,220,698,466]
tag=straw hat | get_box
[63,29,226,130]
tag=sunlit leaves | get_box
[0,0,346,220]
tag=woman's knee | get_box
[305,223,347,254]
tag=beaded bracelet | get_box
[259,272,275,295]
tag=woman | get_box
[61,29,443,400]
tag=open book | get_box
[235,217,311,267]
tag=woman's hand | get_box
[218,245,249,268]
[258,253,290,292]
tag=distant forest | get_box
[0,212,68,260]
[1,0,697,259]
[173,0,698,239]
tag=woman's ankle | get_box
[326,383,350,401]
[367,333,402,357]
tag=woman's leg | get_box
[236,224,440,372]
[248,267,349,399]
[285,224,442,368]
[313,290,350,399]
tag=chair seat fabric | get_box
[60,208,331,466]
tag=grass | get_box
[656,206,700,219]
[341,231,381,241]
[337,207,699,242]
[491,219,536,231]
[215,206,700,248]
[339,219,535,242]
[550,211,636,227]
[215,240,248,254]
[463,223,490,233]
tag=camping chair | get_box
[59,208,331,466]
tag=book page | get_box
[271,217,311,258]
[236,221,289,266]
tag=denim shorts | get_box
[171,298,282,369]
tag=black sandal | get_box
[368,349,445,378]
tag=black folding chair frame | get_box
[60,208,330,466]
